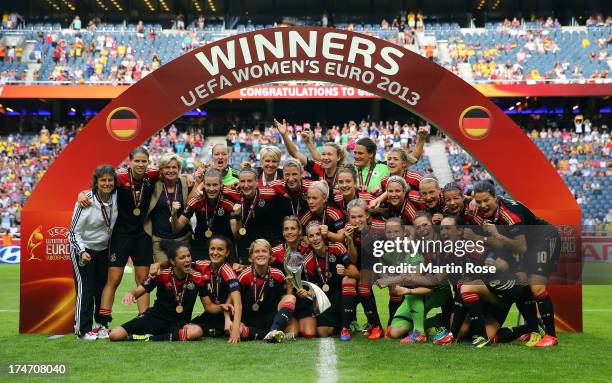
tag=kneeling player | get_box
[303,221,349,338]
[272,216,317,338]
[471,181,561,346]
[387,212,452,343]
[190,236,243,343]
[238,239,296,343]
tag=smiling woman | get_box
[69,165,118,340]
[146,153,193,264]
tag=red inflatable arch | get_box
[20,27,581,334]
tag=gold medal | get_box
[322,284,330,292]
[239,227,247,236]
[176,305,184,314]
[133,208,141,216]
[107,228,112,235]
[252,303,260,311]
[205,229,213,238]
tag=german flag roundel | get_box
[459,106,492,140]
[106,107,140,141]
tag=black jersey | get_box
[183,193,235,255]
[142,268,207,322]
[238,266,286,319]
[304,242,348,296]
[194,260,240,304]
[114,168,158,235]
[300,205,346,234]
[225,187,286,263]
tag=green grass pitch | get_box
[1,264,611,382]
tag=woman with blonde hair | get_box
[300,181,346,243]
[145,153,193,263]
[255,146,284,187]
[237,239,296,342]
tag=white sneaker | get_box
[97,326,110,339]
[284,332,296,341]
[79,330,98,340]
[263,330,284,343]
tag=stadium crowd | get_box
[1,11,610,84]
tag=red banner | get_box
[1,82,610,99]
[21,27,582,334]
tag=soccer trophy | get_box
[284,251,306,291]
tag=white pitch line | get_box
[316,338,338,383]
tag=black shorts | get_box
[120,313,184,336]
[482,301,512,326]
[191,311,226,337]
[294,296,314,320]
[523,228,561,277]
[109,231,153,267]
[243,312,275,331]
[486,279,522,305]
[315,291,341,330]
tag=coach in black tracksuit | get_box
[69,165,118,339]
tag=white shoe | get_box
[97,326,110,339]
[284,332,296,341]
[263,330,284,343]
[79,330,98,340]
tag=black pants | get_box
[70,248,108,336]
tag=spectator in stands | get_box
[70,16,82,30]
[196,15,205,30]
[583,214,596,235]
[136,21,145,38]
[1,229,13,245]
[175,14,185,30]
[6,45,15,63]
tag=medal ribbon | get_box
[252,267,270,304]
[241,190,259,229]
[163,181,179,216]
[211,265,221,303]
[205,195,221,229]
[129,168,145,209]
[325,169,338,190]
[358,165,374,192]
[261,170,278,187]
[95,191,113,233]
[170,272,189,309]
[314,249,329,285]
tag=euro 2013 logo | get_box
[27,226,70,261]
[26,226,44,261]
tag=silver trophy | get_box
[284,251,305,290]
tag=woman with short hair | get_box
[69,165,118,340]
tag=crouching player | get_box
[469,181,561,347]
[303,221,349,338]
[109,241,229,341]
[238,239,296,343]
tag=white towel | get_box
[303,281,331,315]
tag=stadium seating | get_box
[1,20,609,83]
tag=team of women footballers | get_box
[69,119,560,347]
